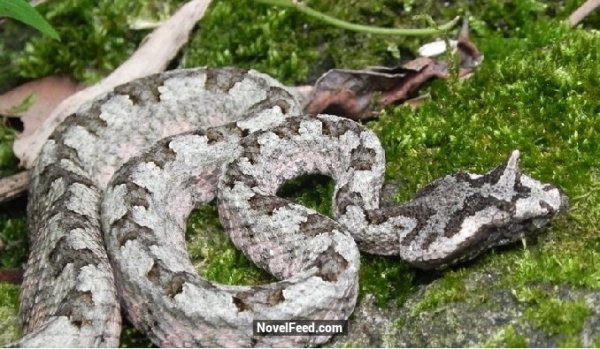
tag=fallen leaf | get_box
[0,269,23,284]
[304,20,484,121]
[0,76,86,137]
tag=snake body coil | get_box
[16,68,566,347]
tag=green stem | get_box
[255,0,460,36]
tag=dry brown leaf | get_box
[0,76,86,137]
[0,269,24,284]
[0,171,29,203]
[303,33,483,121]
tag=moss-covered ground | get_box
[0,0,599,346]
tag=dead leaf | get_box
[303,22,484,121]
[0,171,29,203]
[0,76,86,137]
[0,269,24,284]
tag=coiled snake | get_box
[15,67,567,347]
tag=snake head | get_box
[400,150,568,270]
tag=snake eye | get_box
[491,210,511,227]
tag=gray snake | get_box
[15,67,567,347]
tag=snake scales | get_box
[14,67,567,347]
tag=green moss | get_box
[0,121,19,178]
[181,0,321,84]
[372,20,599,199]
[525,297,592,340]
[358,255,414,307]
[0,283,21,345]
[186,203,273,286]
[0,216,28,269]
[276,174,335,216]
[483,325,529,348]
[4,0,187,83]
[410,270,469,315]
[119,326,155,348]
[523,296,591,346]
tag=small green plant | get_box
[0,0,59,40]
[256,0,460,36]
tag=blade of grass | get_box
[255,0,459,36]
[0,0,59,40]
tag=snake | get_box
[13,67,567,347]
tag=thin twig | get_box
[256,0,460,36]
[569,0,600,27]
[0,171,28,204]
